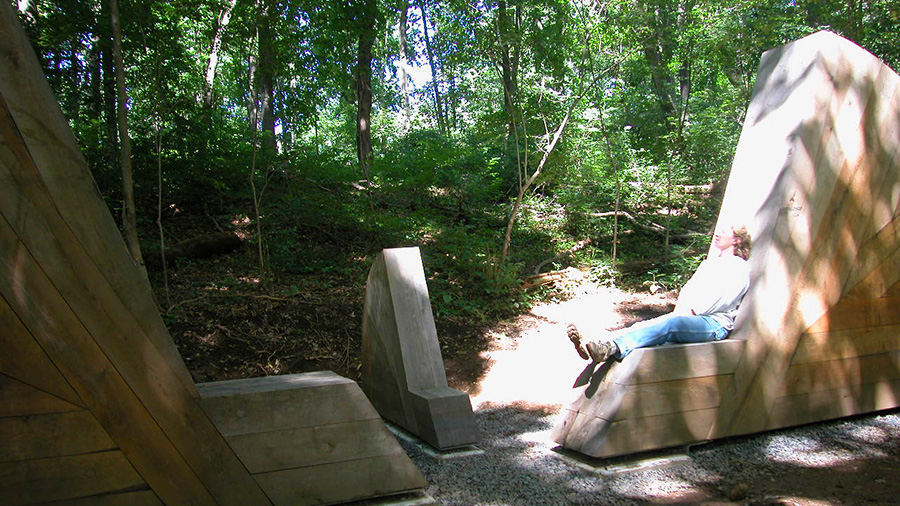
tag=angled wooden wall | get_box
[1,4,425,505]
[362,247,479,450]
[712,29,900,439]
[554,31,900,458]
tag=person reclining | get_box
[568,225,752,363]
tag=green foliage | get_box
[23,0,900,328]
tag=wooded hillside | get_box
[16,0,900,382]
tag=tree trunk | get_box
[257,0,277,155]
[100,4,119,163]
[420,1,445,134]
[204,0,238,107]
[109,0,145,270]
[497,0,519,140]
[398,0,412,132]
[355,0,377,182]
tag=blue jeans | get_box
[612,314,730,359]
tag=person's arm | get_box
[675,257,750,316]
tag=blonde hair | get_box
[732,225,752,260]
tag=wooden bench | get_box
[552,339,745,457]
[198,372,427,506]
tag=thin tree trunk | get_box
[100,4,118,163]
[355,0,377,182]
[398,0,412,132]
[109,0,145,271]
[156,121,170,308]
[598,105,620,267]
[204,0,238,107]
[497,0,518,140]
[419,1,445,134]
[257,0,277,155]
[248,25,267,282]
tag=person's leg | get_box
[612,315,728,359]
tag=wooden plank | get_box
[627,340,744,384]
[888,278,900,297]
[0,296,82,406]
[768,379,900,430]
[587,408,718,458]
[0,410,116,463]
[783,351,900,396]
[0,451,145,506]
[0,3,194,394]
[0,104,270,503]
[805,296,900,333]
[29,491,163,506]
[0,373,81,418]
[847,237,900,299]
[558,354,640,451]
[615,375,731,421]
[197,372,380,436]
[845,215,900,298]
[253,454,427,506]
[223,418,405,474]
[0,216,225,506]
[792,324,900,365]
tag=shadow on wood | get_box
[362,247,479,450]
[554,30,900,458]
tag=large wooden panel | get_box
[627,340,744,384]
[615,375,731,421]
[793,324,900,364]
[198,371,380,435]
[768,379,900,429]
[0,100,270,506]
[585,408,719,458]
[198,372,427,505]
[0,298,81,406]
[845,215,900,298]
[0,2,194,394]
[712,31,900,439]
[0,374,81,418]
[28,491,163,506]
[0,451,145,506]
[254,454,427,506]
[784,351,900,396]
[223,419,401,474]
[805,296,900,333]
[0,410,115,462]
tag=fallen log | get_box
[148,231,242,269]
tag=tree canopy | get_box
[16,0,900,339]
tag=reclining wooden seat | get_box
[0,4,425,504]
[554,30,900,458]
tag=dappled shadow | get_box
[404,403,900,505]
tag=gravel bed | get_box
[399,405,900,506]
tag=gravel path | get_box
[403,289,900,506]
[401,405,900,505]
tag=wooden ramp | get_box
[0,4,425,505]
[554,30,900,458]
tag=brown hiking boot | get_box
[586,340,618,363]
[566,324,589,360]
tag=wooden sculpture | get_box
[362,247,479,450]
[554,30,900,458]
[0,4,425,504]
